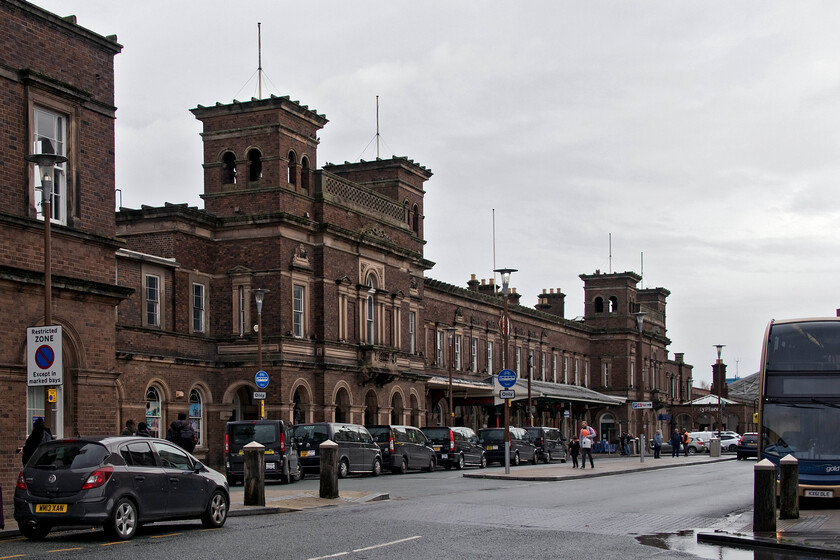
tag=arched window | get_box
[594,297,604,313]
[248,148,262,182]
[335,388,350,423]
[366,275,376,345]
[609,296,618,312]
[300,156,310,193]
[364,390,379,425]
[221,151,236,185]
[287,151,297,186]
[145,386,162,438]
[391,393,404,424]
[189,389,203,448]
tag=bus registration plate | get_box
[805,490,833,498]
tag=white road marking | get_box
[307,535,422,559]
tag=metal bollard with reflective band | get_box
[319,439,339,499]
[244,441,265,507]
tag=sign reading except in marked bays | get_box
[27,325,63,386]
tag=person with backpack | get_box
[166,412,197,453]
[579,422,596,469]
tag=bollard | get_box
[640,435,645,463]
[779,454,799,520]
[243,441,265,507]
[753,458,777,532]
[319,439,339,499]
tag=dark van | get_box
[224,420,300,485]
[421,426,487,469]
[478,427,538,466]
[366,425,436,473]
[525,426,568,463]
[293,423,382,478]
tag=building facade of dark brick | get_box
[2,3,702,517]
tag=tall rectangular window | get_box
[574,359,579,385]
[563,357,569,384]
[293,285,305,338]
[528,349,534,379]
[192,283,205,333]
[366,294,375,344]
[145,274,160,327]
[33,107,67,224]
[541,352,546,381]
[238,285,246,336]
[603,363,610,387]
[584,361,590,387]
[487,341,493,374]
[437,331,444,367]
[454,334,462,371]
[471,338,478,373]
[516,347,521,374]
[552,354,557,383]
[630,362,635,387]
[408,311,416,354]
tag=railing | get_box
[317,171,405,222]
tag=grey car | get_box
[14,436,229,540]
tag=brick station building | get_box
[1,0,698,508]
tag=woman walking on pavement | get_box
[653,429,663,459]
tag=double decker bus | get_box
[758,318,840,498]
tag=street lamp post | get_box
[446,327,456,426]
[527,353,533,426]
[633,311,647,458]
[713,344,725,438]
[494,267,516,475]
[26,140,67,432]
[252,288,269,420]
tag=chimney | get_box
[478,278,497,296]
[467,273,480,292]
[535,288,566,318]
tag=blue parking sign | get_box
[497,369,517,388]
[255,370,269,388]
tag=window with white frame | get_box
[516,347,521,374]
[630,361,635,387]
[145,274,161,327]
[189,389,203,447]
[541,352,546,381]
[33,106,68,224]
[145,386,162,438]
[192,283,205,333]
[408,311,416,354]
[238,285,246,336]
[487,341,493,373]
[574,359,579,385]
[293,284,305,338]
[603,362,610,387]
[365,278,375,345]
[454,334,462,371]
[552,354,557,383]
[584,361,590,387]
[437,330,444,367]
[471,337,477,372]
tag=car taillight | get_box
[16,471,27,491]
[225,433,229,453]
[81,466,113,490]
[449,430,455,452]
[280,432,286,453]
[389,436,395,453]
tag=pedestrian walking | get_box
[681,429,690,457]
[670,429,681,457]
[621,432,631,456]
[653,429,663,459]
[569,437,580,468]
[166,412,197,452]
[136,422,152,437]
[121,419,136,436]
[20,417,53,466]
[580,428,595,469]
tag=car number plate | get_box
[805,490,834,498]
[36,504,67,513]
[440,453,448,459]
[300,450,313,457]
[433,446,441,451]
[486,445,498,450]
[266,462,276,470]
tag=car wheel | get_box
[106,498,138,540]
[456,454,465,470]
[545,451,552,464]
[20,519,51,540]
[729,444,738,452]
[291,462,302,482]
[338,459,350,479]
[371,457,382,477]
[688,447,697,455]
[201,490,229,529]
[513,452,520,466]
[427,457,436,472]
[398,457,408,474]
[479,453,487,469]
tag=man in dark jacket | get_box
[21,417,53,466]
[166,412,196,452]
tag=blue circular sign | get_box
[255,370,269,389]
[35,345,55,369]
[497,369,517,388]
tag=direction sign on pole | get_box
[255,370,269,389]
[497,369,517,388]
[499,389,515,400]
[27,326,63,386]
[632,401,653,410]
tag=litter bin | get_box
[709,437,721,457]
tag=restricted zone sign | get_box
[27,325,63,386]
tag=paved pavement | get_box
[3,453,840,557]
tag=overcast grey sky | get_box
[35,0,840,385]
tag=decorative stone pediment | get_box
[290,244,312,271]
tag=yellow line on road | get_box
[47,548,83,553]
[0,555,26,559]
[151,533,182,539]
[101,541,130,546]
